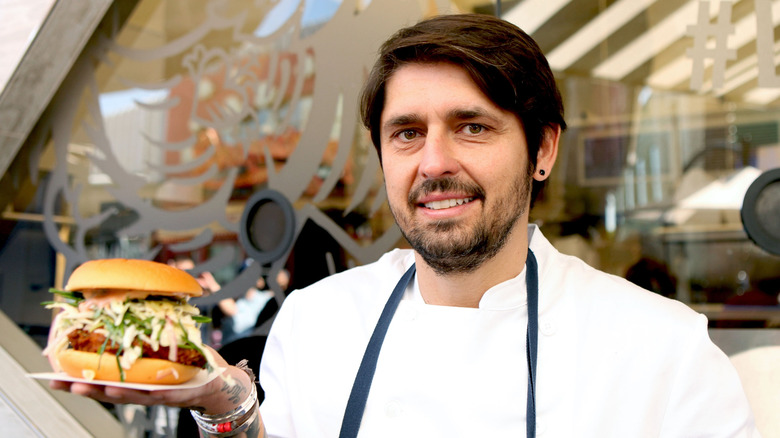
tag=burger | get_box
[43,258,219,385]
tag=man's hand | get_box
[48,375,228,409]
[48,347,265,436]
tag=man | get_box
[52,13,758,438]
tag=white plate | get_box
[27,367,225,391]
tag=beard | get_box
[390,166,533,275]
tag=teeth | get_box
[424,197,473,210]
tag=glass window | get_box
[3,0,780,434]
[2,0,780,369]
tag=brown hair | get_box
[359,13,566,201]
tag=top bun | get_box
[65,259,203,297]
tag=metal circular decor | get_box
[239,189,297,265]
[741,168,780,256]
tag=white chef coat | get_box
[259,225,759,437]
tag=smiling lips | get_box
[410,177,484,212]
[423,197,475,210]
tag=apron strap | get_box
[340,248,539,438]
[339,264,416,438]
[526,249,539,438]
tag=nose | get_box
[419,131,459,178]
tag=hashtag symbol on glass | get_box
[686,1,736,91]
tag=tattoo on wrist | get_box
[244,415,265,438]
[221,380,247,405]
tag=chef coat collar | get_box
[402,225,547,311]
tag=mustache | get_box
[408,178,485,205]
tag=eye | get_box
[464,124,485,135]
[399,129,419,141]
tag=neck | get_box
[415,223,530,308]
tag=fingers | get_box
[102,385,161,405]
[49,381,159,406]
[67,382,120,404]
[46,362,242,411]
[203,345,229,367]
[50,380,211,408]
[49,379,72,392]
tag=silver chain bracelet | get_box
[190,360,259,436]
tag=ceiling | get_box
[0,0,57,94]
[452,0,780,107]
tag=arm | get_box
[198,271,222,294]
[219,297,239,317]
[660,314,759,437]
[49,347,267,438]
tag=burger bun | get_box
[65,258,203,297]
[57,350,201,385]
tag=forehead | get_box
[381,62,501,122]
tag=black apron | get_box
[339,248,540,437]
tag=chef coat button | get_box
[385,400,403,418]
[540,320,556,336]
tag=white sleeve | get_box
[259,293,298,438]
[660,314,761,437]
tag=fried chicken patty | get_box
[67,329,207,368]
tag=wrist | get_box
[195,366,254,415]
[190,365,259,437]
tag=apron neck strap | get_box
[340,248,539,438]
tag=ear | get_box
[533,125,560,181]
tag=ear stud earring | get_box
[539,169,546,176]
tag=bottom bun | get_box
[57,350,201,385]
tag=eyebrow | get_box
[382,114,422,132]
[382,107,497,131]
[448,108,491,120]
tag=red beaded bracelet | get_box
[191,361,259,436]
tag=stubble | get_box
[391,166,533,275]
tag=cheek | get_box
[468,159,521,194]
[382,170,408,207]
[478,149,527,178]
[382,160,416,192]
